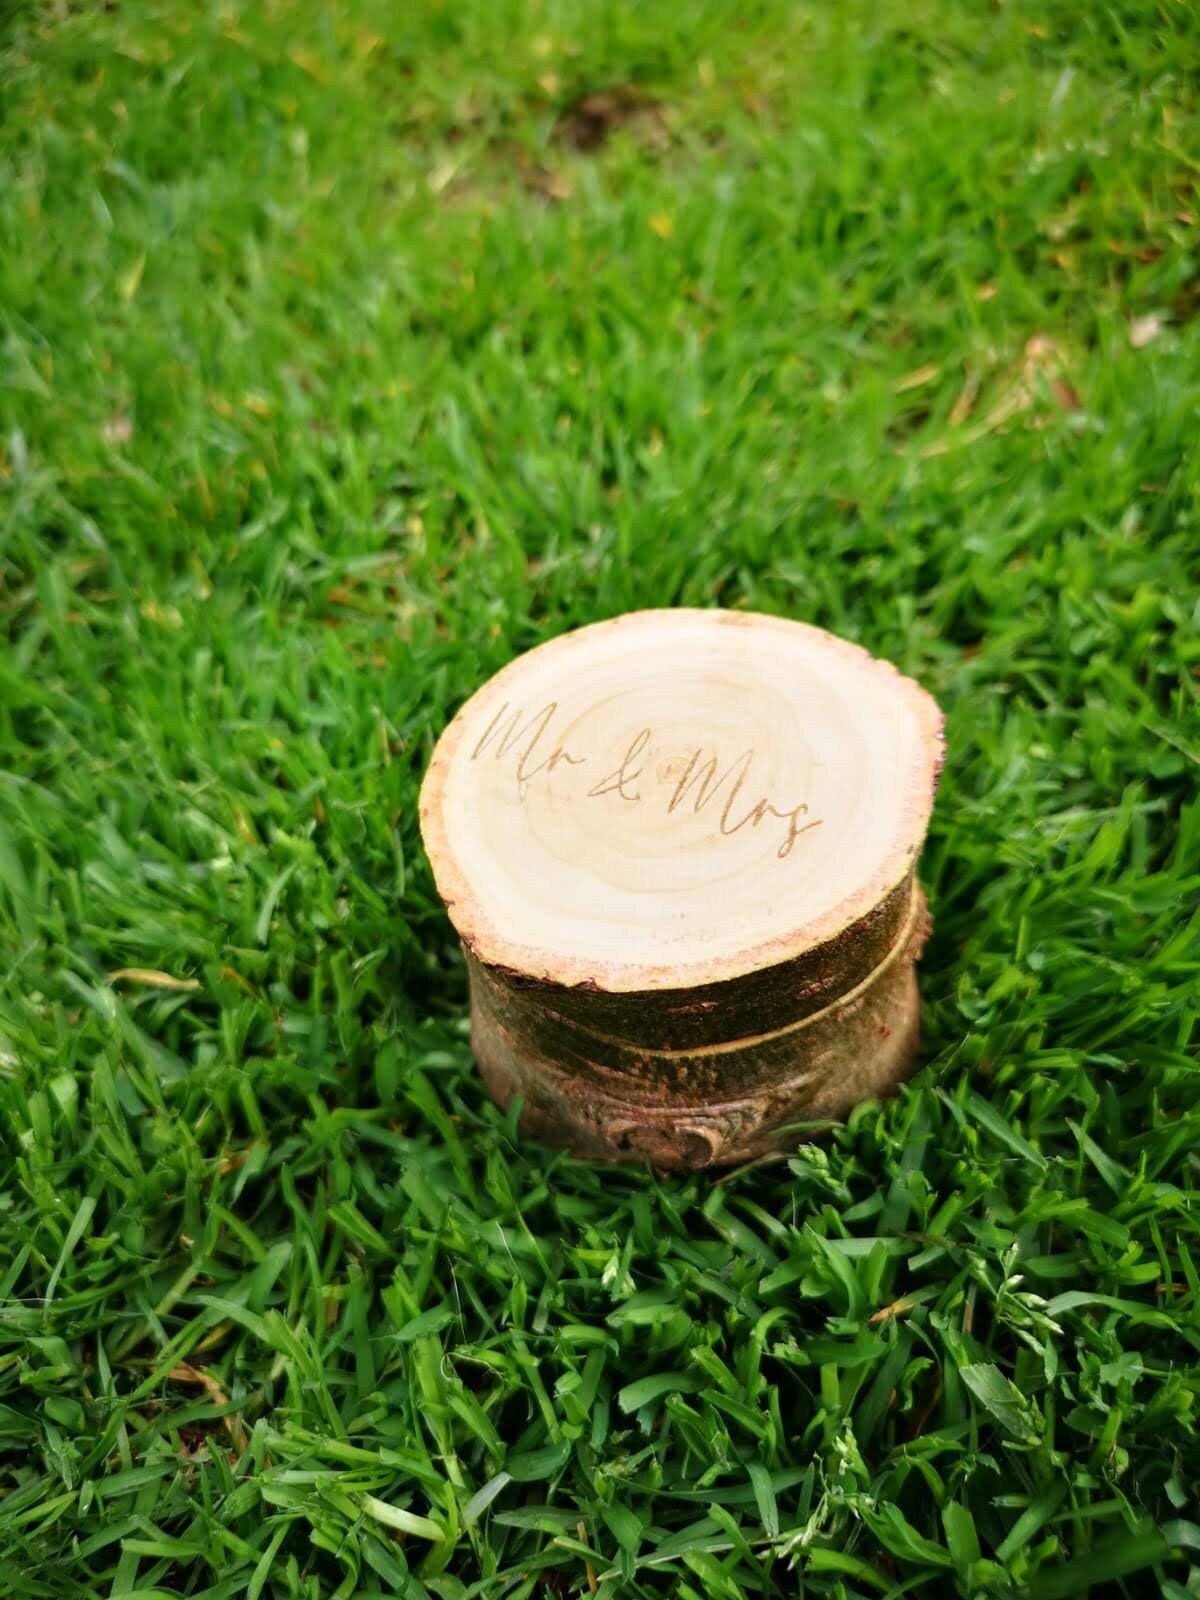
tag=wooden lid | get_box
[420,609,943,994]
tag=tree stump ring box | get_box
[419,609,944,1169]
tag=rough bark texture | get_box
[468,882,930,1169]
[418,609,944,1168]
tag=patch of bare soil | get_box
[552,86,669,153]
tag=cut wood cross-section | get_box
[419,608,944,1168]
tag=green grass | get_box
[1,0,1198,1594]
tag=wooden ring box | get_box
[420,609,943,1168]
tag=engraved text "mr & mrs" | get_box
[470,701,821,860]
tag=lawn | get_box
[1,0,1199,1595]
